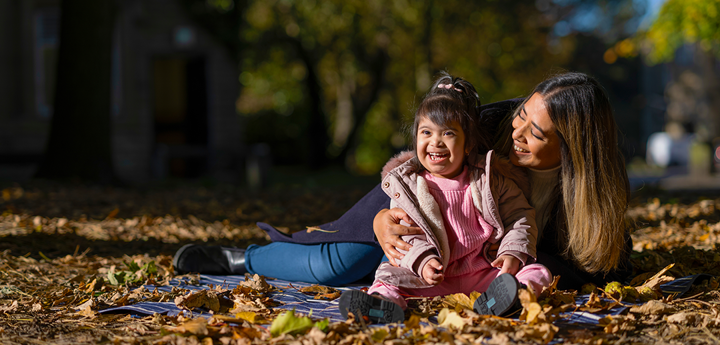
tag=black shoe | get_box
[473,273,523,317]
[338,290,404,324]
[173,244,247,275]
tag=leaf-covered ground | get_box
[0,181,719,344]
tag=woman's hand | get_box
[491,255,521,275]
[422,258,444,285]
[373,208,423,266]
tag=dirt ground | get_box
[0,181,718,344]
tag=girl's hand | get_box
[491,255,521,275]
[422,259,444,285]
[373,208,423,266]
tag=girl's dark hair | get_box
[411,72,491,169]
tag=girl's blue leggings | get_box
[245,242,386,286]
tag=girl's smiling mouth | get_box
[428,152,449,161]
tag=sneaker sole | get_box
[338,290,404,324]
[473,273,521,316]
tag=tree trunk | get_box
[35,0,116,182]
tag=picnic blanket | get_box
[100,273,712,325]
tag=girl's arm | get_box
[396,231,441,278]
[492,173,539,262]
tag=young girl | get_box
[338,74,552,323]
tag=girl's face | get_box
[416,116,466,179]
[510,93,562,170]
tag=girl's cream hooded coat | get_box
[375,150,538,289]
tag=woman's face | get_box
[510,93,562,170]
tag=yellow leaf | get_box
[443,292,474,310]
[523,302,542,324]
[236,311,258,323]
[306,226,338,234]
[404,314,421,329]
[437,308,470,329]
[371,328,389,342]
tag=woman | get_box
[174,72,632,290]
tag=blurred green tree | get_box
[642,0,720,64]
[185,0,577,174]
[610,0,720,146]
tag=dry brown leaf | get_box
[599,315,636,334]
[164,317,209,335]
[31,302,42,312]
[0,300,18,313]
[106,208,120,219]
[237,274,273,294]
[175,290,223,312]
[515,322,558,344]
[628,300,677,315]
[298,285,341,300]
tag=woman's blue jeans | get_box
[245,242,386,286]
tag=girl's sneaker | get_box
[338,290,404,324]
[473,273,523,317]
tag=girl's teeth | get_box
[429,153,446,161]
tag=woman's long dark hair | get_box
[410,72,491,171]
[506,72,629,274]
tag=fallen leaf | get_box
[164,317,209,335]
[270,309,314,337]
[628,300,677,315]
[437,308,470,329]
[175,290,222,312]
[106,208,120,219]
[404,314,421,329]
[237,274,273,294]
[0,300,18,313]
[305,226,338,234]
[443,292,479,311]
[522,303,543,324]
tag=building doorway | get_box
[152,57,208,178]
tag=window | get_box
[33,7,60,118]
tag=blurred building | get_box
[0,0,242,182]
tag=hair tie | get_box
[437,83,462,92]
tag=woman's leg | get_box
[245,242,385,285]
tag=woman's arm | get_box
[373,208,423,266]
